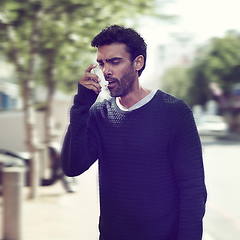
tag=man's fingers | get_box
[78,64,102,94]
[79,74,101,94]
[85,64,97,74]
[86,72,100,83]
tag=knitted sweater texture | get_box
[61,84,207,240]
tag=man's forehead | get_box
[96,43,129,60]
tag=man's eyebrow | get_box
[97,57,122,63]
[106,57,122,62]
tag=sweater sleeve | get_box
[169,102,207,240]
[60,84,99,177]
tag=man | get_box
[61,25,207,240]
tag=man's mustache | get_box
[105,76,119,83]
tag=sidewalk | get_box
[1,163,100,240]
[1,162,215,240]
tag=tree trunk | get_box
[44,49,56,146]
[25,7,41,199]
[4,8,41,198]
[22,78,40,199]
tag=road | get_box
[201,136,240,240]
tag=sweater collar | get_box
[115,90,158,112]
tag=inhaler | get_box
[93,66,108,88]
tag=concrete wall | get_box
[0,111,26,151]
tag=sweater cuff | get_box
[74,83,98,107]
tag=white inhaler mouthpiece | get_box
[93,66,107,88]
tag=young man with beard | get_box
[61,25,207,240]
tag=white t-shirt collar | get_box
[116,90,157,112]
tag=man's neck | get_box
[117,85,151,109]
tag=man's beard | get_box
[106,66,136,97]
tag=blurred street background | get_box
[202,135,240,240]
[2,135,240,240]
[1,0,240,239]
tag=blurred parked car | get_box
[0,144,77,193]
[197,115,229,139]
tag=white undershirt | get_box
[116,90,157,112]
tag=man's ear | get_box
[134,55,144,71]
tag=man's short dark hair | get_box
[91,25,147,76]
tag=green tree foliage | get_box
[161,30,240,108]
[0,0,176,94]
[0,0,171,90]
[187,61,212,107]
[161,67,192,103]
[203,30,240,93]
[190,30,240,105]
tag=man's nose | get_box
[103,65,112,76]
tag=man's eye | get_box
[112,61,120,65]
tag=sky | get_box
[161,0,240,43]
[137,0,240,86]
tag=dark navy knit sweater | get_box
[61,84,207,240]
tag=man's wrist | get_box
[74,83,98,106]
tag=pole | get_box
[2,167,25,240]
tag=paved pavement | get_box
[1,162,215,240]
